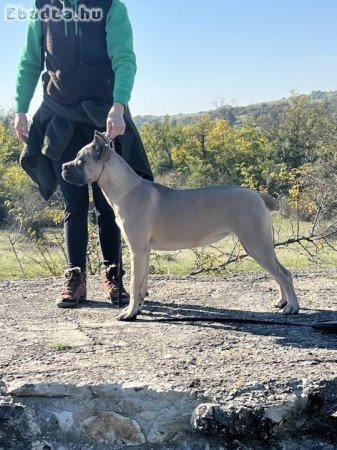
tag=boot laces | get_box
[106,274,119,289]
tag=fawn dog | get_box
[62,131,299,321]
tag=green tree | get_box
[140,116,185,175]
[258,92,328,168]
[172,118,270,188]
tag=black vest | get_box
[37,0,114,105]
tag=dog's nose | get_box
[62,165,75,181]
[61,164,86,186]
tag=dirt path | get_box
[1,269,337,449]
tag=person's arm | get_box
[105,0,137,109]
[105,0,136,137]
[15,0,43,113]
[14,1,43,142]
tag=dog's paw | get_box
[116,308,138,321]
[274,299,287,309]
[282,304,299,315]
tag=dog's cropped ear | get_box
[93,130,110,162]
[93,130,108,148]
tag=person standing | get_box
[14,0,153,307]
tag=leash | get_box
[114,241,337,333]
[145,315,337,334]
[118,245,123,309]
[97,134,123,308]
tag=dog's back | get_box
[147,183,274,251]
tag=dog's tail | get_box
[258,192,277,211]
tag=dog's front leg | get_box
[117,250,149,321]
[138,251,151,313]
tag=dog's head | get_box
[62,130,114,186]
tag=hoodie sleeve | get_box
[105,0,137,108]
[14,1,43,113]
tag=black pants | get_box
[52,121,120,272]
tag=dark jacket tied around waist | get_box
[20,97,153,201]
[20,0,153,200]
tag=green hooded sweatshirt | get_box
[15,0,137,112]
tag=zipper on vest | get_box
[79,25,83,65]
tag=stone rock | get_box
[27,409,41,436]
[139,410,157,421]
[80,411,145,446]
[121,381,148,391]
[31,440,53,450]
[299,440,336,450]
[191,402,269,439]
[0,401,40,449]
[192,380,337,445]
[146,428,168,444]
[264,402,295,424]
[51,410,74,433]
[90,384,120,399]
[0,381,7,395]
[8,382,72,398]
[119,398,143,415]
[191,403,222,433]
[8,382,91,399]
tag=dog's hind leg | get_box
[117,249,150,321]
[237,227,299,315]
[274,285,288,310]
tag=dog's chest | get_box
[111,205,128,240]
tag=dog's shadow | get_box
[140,299,337,350]
[78,297,337,350]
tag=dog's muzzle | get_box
[62,163,87,186]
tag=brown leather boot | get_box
[102,264,130,305]
[56,267,87,308]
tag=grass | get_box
[0,229,64,279]
[151,241,337,276]
[48,341,73,351]
[0,213,336,280]
[326,275,337,280]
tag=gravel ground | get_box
[1,269,336,398]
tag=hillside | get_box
[133,90,337,128]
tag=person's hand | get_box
[14,112,29,143]
[106,102,126,138]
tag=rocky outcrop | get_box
[80,411,145,446]
[1,378,337,449]
[1,380,198,449]
[191,378,337,447]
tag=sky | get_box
[1,0,337,118]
